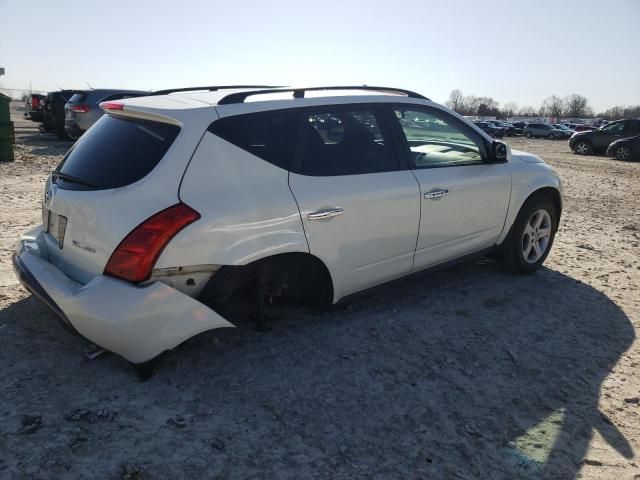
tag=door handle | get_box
[308,207,344,220]
[424,189,449,200]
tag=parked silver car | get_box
[64,89,148,139]
[523,123,571,140]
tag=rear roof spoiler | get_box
[100,101,182,126]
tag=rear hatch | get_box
[43,113,184,283]
[65,91,89,122]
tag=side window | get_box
[295,107,399,176]
[208,110,297,170]
[624,121,640,134]
[393,107,485,168]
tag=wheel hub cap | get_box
[522,209,552,264]
[617,147,630,160]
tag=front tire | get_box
[547,133,556,140]
[501,197,558,274]
[525,131,533,138]
[574,140,591,155]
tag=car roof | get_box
[108,85,494,143]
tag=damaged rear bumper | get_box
[13,226,234,363]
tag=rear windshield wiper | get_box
[51,170,98,188]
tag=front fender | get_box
[497,165,562,245]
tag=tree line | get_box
[445,89,640,120]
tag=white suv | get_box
[14,86,562,371]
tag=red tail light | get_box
[31,97,40,108]
[104,204,200,283]
[100,101,125,111]
[70,104,90,113]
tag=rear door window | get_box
[293,106,399,176]
[54,115,180,190]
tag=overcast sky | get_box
[1,0,638,112]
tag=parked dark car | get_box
[23,94,45,122]
[553,124,576,135]
[569,118,640,155]
[510,121,527,135]
[523,123,570,140]
[65,88,148,139]
[486,120,516,136]
[473,121,504,138]
[41,90,75,139]
[606,135,640,161]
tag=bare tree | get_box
[564,94,591,118]
[599,106,625,119]
[479,97,499,110]
[445,89,466,113]
[518,105,537,117]
[502,102,518,118]
[464,95,480,115]
[540,95,565,120]
[597,105,640,120]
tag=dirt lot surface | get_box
[1,105,639,479]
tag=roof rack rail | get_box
[150,85,284,96]
[217,86,430,105]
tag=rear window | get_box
[54,115,180,191]
[69,93,88,103]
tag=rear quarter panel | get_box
[159,132,308,268]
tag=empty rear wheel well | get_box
[198,253,334,310]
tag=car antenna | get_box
[85,82,93,90]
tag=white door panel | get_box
[289,171,420,301]
[412,164,511,270]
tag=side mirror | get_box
[492,141,508,162]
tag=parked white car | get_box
[13,86,562,374]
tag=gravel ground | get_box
[0,105,638,480]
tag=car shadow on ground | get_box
[0,260,634,479]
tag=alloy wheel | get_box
[575,142,590,155]
[615,146,631,161]
[522,209,552,264]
